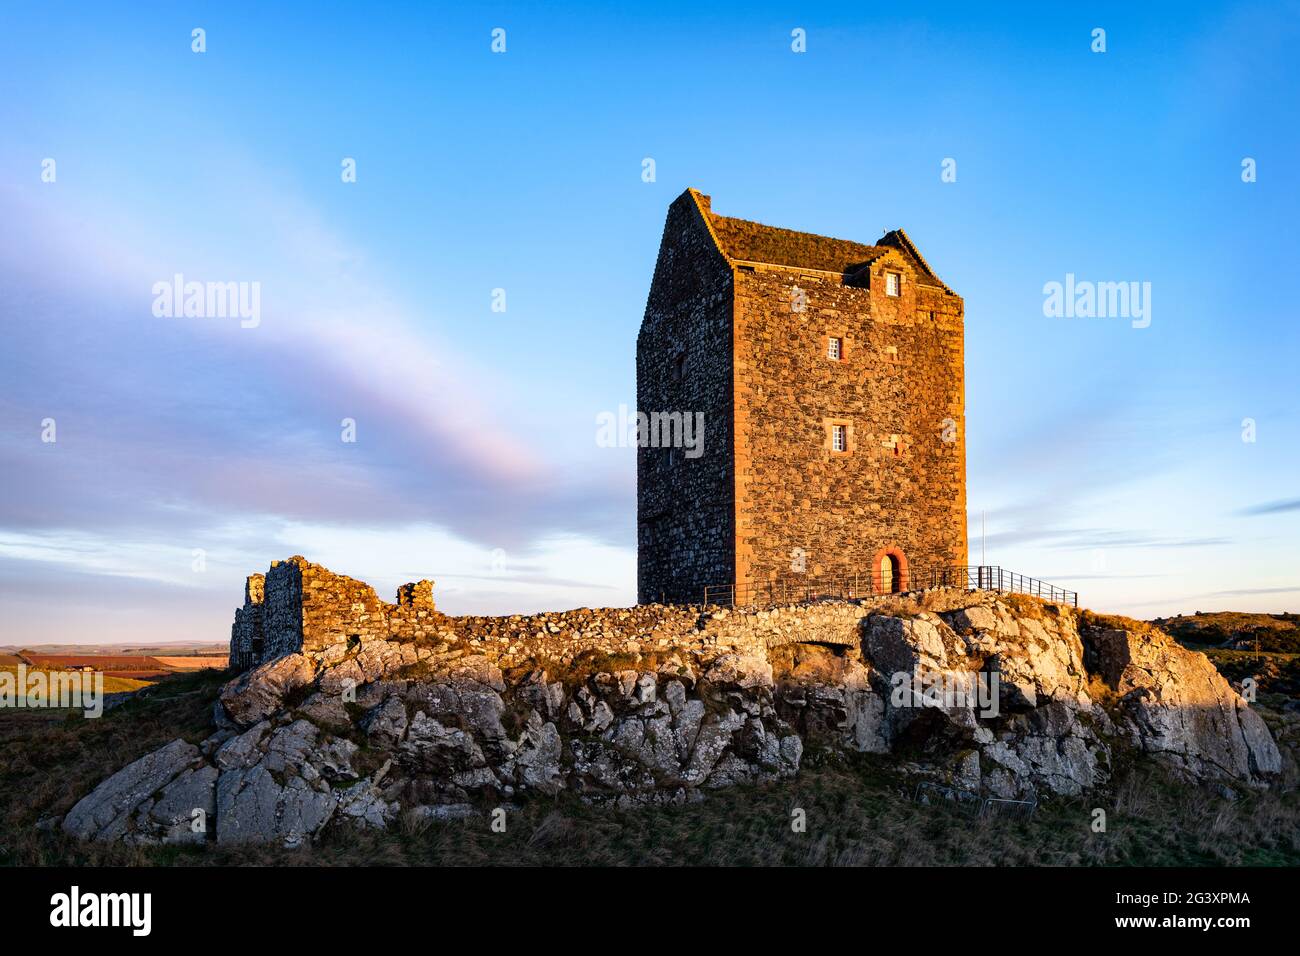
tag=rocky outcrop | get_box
[61,561,1280,845]
[1086,626,1281,780]
[62,740,214,845]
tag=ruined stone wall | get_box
[232,557,443,667]
[385,579,441,644]
[229,553,874,674]
[229,573,265,671]
[637,191,736,603]
[262,558,305,660]
[732,253,967,585]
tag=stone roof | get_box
[693,189,951,291]
[708,212,888,275]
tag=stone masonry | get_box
[637,189,967,603]
[230,556,440,670]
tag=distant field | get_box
[0,642,227,657]
[0,665,154,696]
[13,653,225,678]
[21,654,171,674]
[0,655,21,666]
[150,656,228,671]
[1157,611,1300,654]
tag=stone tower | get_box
[636,189,967,604]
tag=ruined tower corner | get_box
[396,579,436,612]
[244,572,266,606]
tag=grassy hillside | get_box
[1155,611,1300,654]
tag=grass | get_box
[0,664,156,695]
[0,669,227,867]
[1156,611,1300,654]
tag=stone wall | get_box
[228,574,265,671]
[636,189,967,605]
[636,190,737,602]
[262,558,305,660]
[230,556,443,668]
[732,255,967,584]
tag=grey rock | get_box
[219,654,316,728]
[63,739,201,842]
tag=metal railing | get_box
[700,565,1077,609]
[914,782,1038,819]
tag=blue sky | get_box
[1,1,1297,644]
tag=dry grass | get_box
[1157,612,1300,654]
[1,664,155,695]
[150,656,229,671]
[0,669,227,867]
[151,754,1300,867]
[1078,609,1167,640]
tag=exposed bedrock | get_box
[61,558,1279,845]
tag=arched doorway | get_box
[871,547,908,594]
[880,553,900,593]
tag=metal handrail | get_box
[700,565,1077,609]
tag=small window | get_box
[886,272,901,297]
[828,336,843,361]
[831,424,847,453]
[673,353,686,382]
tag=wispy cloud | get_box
[1238,498,1300,516]
[0,183,629,553]
[977,525,1231,551]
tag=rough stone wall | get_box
[262,558,305,660]
[636,190,736,603]
[637,190,967,602]
[228,574,265,671]
[732,255,967,585]
[232,557,444,668]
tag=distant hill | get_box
[0,641,228,657]
[1154,611,1300,654]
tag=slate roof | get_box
[708,213,889,275]
[694,190,952,292]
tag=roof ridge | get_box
[685,188,729,262]
[878,228,953,294]
[709,211,887,254]
[683,189,953,291]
